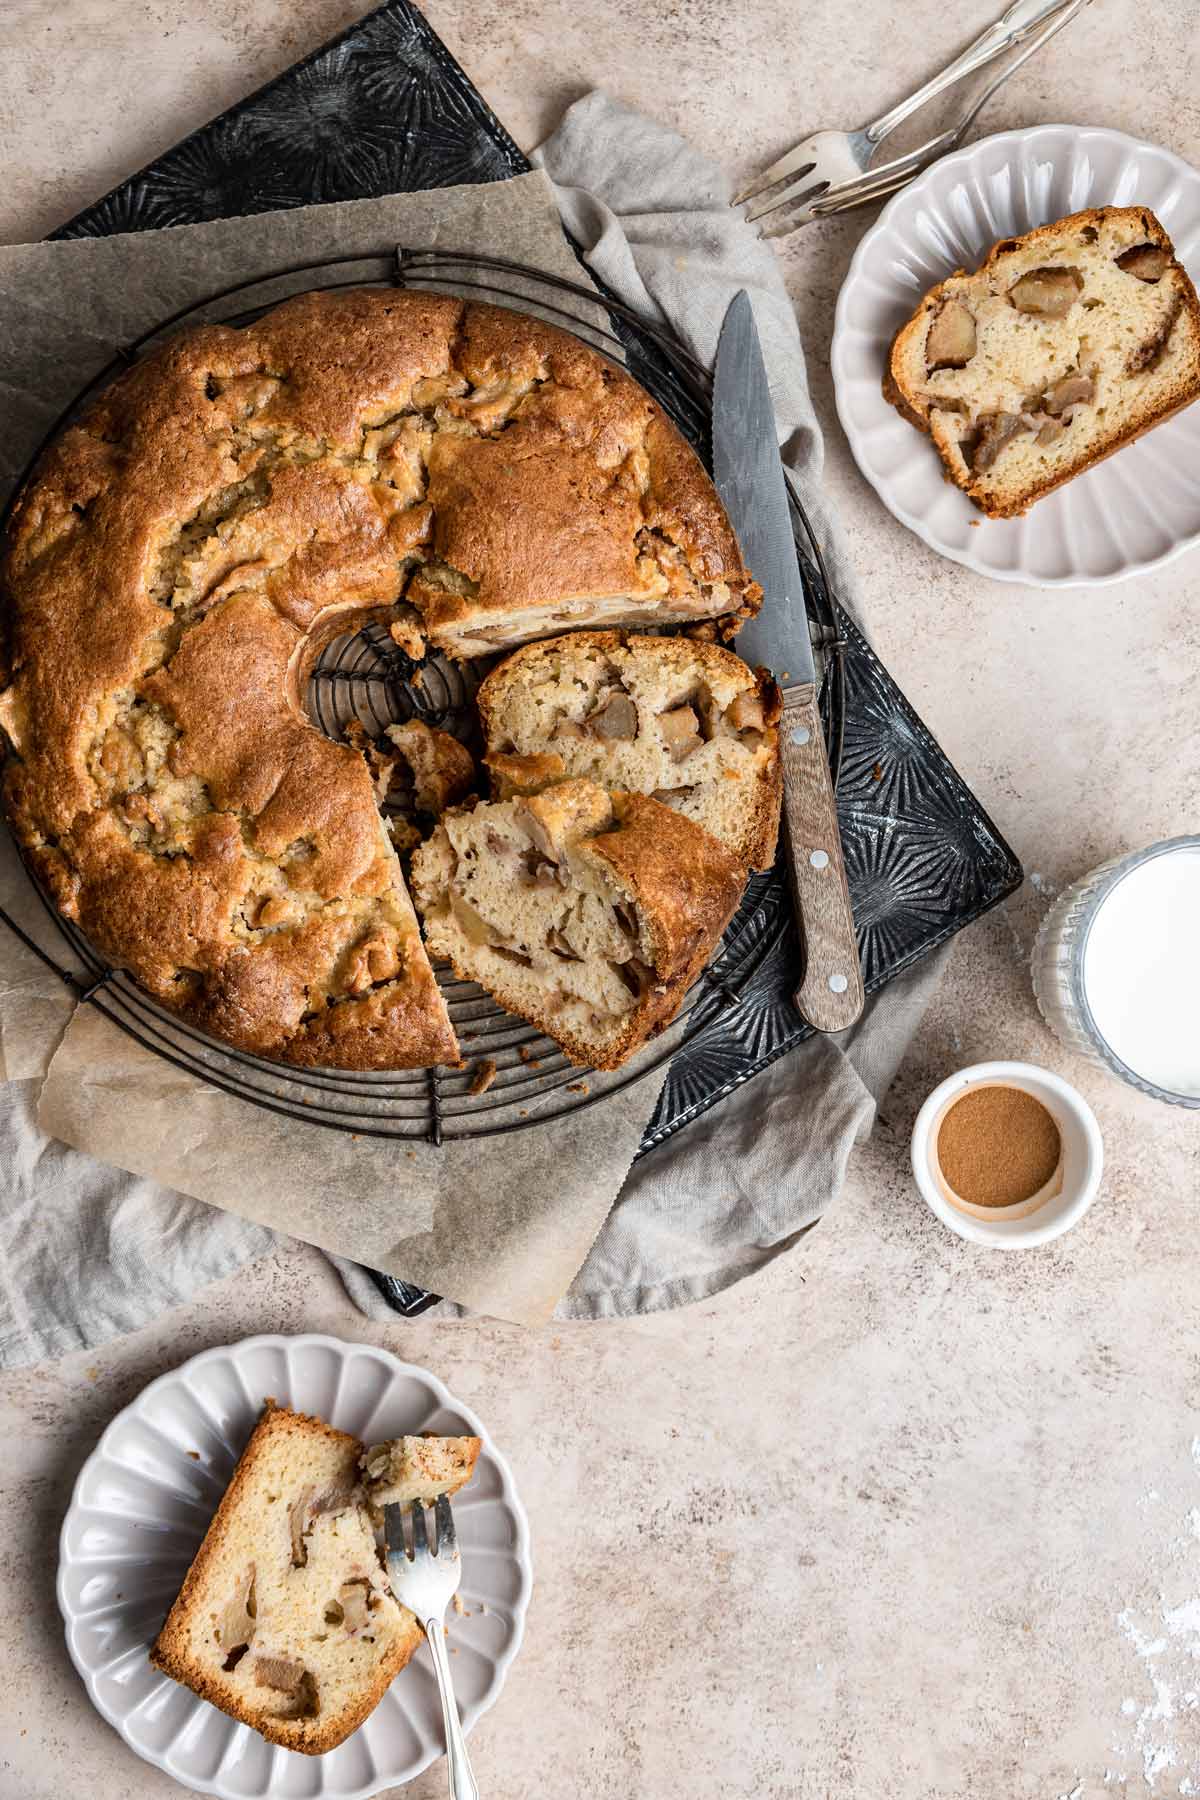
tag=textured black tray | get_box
[50,0,1021,1315]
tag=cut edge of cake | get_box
[476,630,782,872]
[410,778,747,1071]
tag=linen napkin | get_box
[0,93,944,1365]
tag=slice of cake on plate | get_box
[150,1404,479,1753]
[884,206,1200,517]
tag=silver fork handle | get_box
[866,0,1086,146]
[422,1616,479,1800]
[803,0,1089,223]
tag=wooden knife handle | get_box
[778,683,865,1032]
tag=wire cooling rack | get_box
[0,248,845,1144]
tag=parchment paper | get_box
[0,171,667,1325]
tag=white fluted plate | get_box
[831,124,1200,585]
[57,1334,531,1799]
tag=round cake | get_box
[0,288,752,1069]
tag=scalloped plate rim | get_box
[56,1331,532,1800]
[831,122,1200,587]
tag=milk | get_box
[1082,844,1200,1097]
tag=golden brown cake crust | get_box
[402,302,752,645]
[0,289,751,1068]
[149,1403,424,1755]
[557,793,748,1069]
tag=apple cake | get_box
[884,206,1200,517]
[410,778,747,1069]
[478,630,782,870]
[0,288,754,1068]
[151,1404,482,1753]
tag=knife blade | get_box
[712,289,864,1032]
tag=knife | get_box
[712,289,864,1033]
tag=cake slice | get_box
[410,778,746,1069]
[150,1405,418,1753]
[477,631,781,871]
[361,1435,482,1509]
[884,206,1200,517]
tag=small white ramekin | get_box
[910,1060,1104,1248]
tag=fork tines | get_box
[384,1494,460,1560]
[383,1498,408,1557]
[434,1492,458,1555]
[734,139,819,207]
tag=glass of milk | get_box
[1032,836,1200,1108]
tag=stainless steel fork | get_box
[736,0,1092,231]
[385,1497,479,1800]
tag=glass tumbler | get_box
[1031,835,1200,1110]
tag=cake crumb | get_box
[468,1058,497,1095]
[389,616,425,659]
[872,762,883,781]
[186,1450,200,1460]
[566,1081,589,1094]
[518,1045,541,1067]
[453,1594,468,1616]
[968,518,982,528]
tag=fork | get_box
[736,0,1092,231]
[386,1497,479,1800]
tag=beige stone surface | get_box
[1,1,1199,1795]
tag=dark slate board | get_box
[52,7,527,237]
